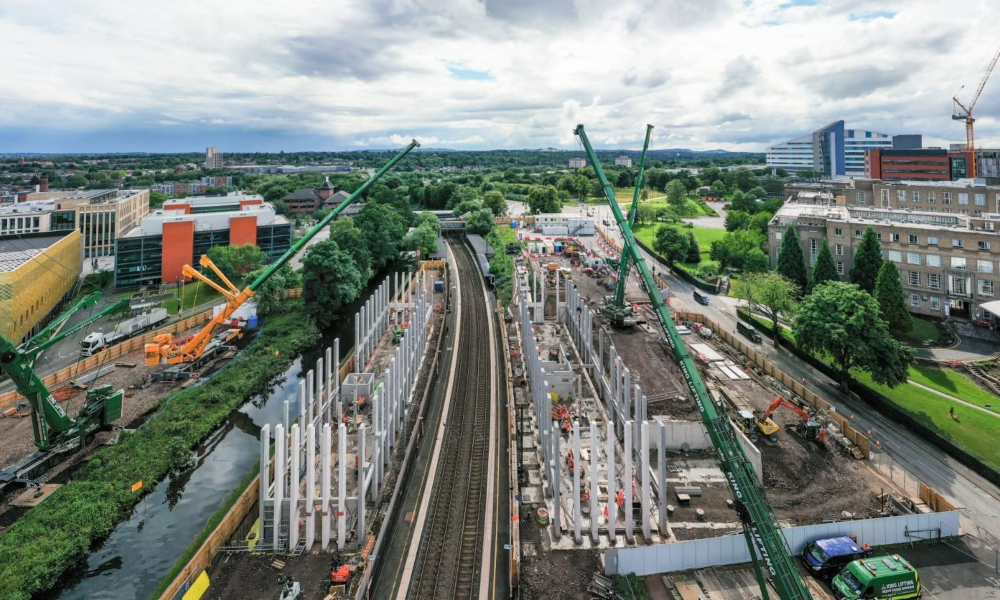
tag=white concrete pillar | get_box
[641,421,651,541]
[624,421,633,542]
[283,400,290,439]
[325,347,333,423]
[337,422,347,549]
[607,420,616,542]
[289,424,301,553]
[299,380,307,427]
[354,313,361,373]
[590,422,599,542]
[259,423,270,547]
[305,424,316,549]
[634,384,642,457]
[658,421,668,538]
[551,420,561,539]
[321,423,332,550]
[274,424,285,551]
[315,357,324,422]
[358,423,367,548]
[307,369,315,425]
[573,420,582,544]
[371,393,381,496]
[334,339,341,423]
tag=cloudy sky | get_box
[2,0,999,153]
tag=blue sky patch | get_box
[449,67,492,80]
[849,10,897,21]
[779,0,819,8]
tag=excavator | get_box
[0,292,131,492]
[145,139,420,380]
[759,396,825,444]
[600,124,653,328]
[576,124,813,600]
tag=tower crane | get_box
[953,43,1000,177]
[601,124,653,327]
[144,139,420,378]
[575,124,813,600]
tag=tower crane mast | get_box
[575,124,813,600]
[953,43,1000,177]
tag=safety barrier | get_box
[498,299,521,592]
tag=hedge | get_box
[0,302,320,600]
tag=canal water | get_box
[39,271,402,600]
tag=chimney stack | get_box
[39,173,49,193]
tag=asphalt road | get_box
[583,210,1000,548]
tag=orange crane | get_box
[953,42,1000,177]
[760,396,825,444]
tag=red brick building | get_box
[865,149,975,181]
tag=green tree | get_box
[66,174,88,187]
[526,185,562,214]
[205,244,266,285]
[729,190,759,214]
[874,261,912,333]
[743,271,799,341]
[747,211,773,236]
[730,167,758,192]
[413,212,441,231]
[808,241,839,293]
[710,230,765,270]
[149,191,168,208]
[452,199,482,217]
[302,240,365,328]
[710,180,726,197]
[482,190,507,217]
[724,210,750,232]
[243,263,298,316]
[466,208,495,235]
[851,227,883,293]
[403,224,440,256]
[329,217,373,281]
[652,226,689,265]
[685,232,701,263]
[665,180,687,209]
[743,248,770,273]
[354,203,407,271]
[794,282,913,390]
[776,225,808,292]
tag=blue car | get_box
[802,536,873,580]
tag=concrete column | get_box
[315,357,324,422]
[307,369,315,426]
[305,424,316,549]
[622,366,631,429]
[354,312,361,373]
[283,400,290,440]
[624,421,633,542]
[597,330,604,380]
[324,347,333,423]
[289,425,300,553]
[299,380,307,428]
[634,384,642,457]
[337,422,346,549]
[321,424,332,550]
[658,421,668,538]
[551,420,561,539]
[607,420,616,542]
[573,420,581,544]
[371,393,381,497]
[358,423,367,548]
[590,422,599,542]
[259,423,270,547]
[334,339,341,423]
[274,424,285,551]
[641,421,651,541]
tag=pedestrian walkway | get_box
[907,380,1000,419]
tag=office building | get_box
[205,147,224,169]
[766,121,920,177]
[865,149,975,181]
[200,175,233,188]
[114,202,291,288]
[770,179,1000,320]
[569,157,587,169]
[615,156,632,167]
[162,193,263,214]
[0,230,82,343]
[0,189,149,258]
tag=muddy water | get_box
[39,270,402,600]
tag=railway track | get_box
[408,239,493,599]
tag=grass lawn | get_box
[493,224,517,246]
[728,278,748,299]
[633,223,726,263]
[852,369,1000,473]
[162,281,222,315]
[619,197,713,219]
[897,317,952,347]
[907,364,1000,415]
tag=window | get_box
[888,250,903,262]
[857,191,867,205]
[959,192,969,205]
[928,191,937,203]
[855,229,864,239]
[952,256,967,269]
[837,261,844,275]
[979,240,991,251]
[835,244,844,256]
[881,189,890,204]
[928,236,939,246]
[897,190,907,202]
[835,228,844,237]
[943,192,952,204]
[976,193,986,207]
[913,191,921,203]
[890,233,900,242]
[927,254,942,267]
[877,232,883,241]
[775,232,782,241]
[810,239,818,264]
[953,276,968,295]
[907,252,922,265]
[979,259,994,274]
[908,271,922,286]
[908,234,918,244]
[930,296,941,310]
[980,280,994,296]
[953,238,964,248]
[928,273,942,289]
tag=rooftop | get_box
[163,193,263,209]
[0,234,69,272]
[123,203,289,238]
[772,201,999,232]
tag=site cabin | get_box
[832,555,921,600]
[801,536,873,580]
[693,289,710,306]
[736,320,762,343]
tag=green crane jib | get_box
[0,292,130,453]
[601,124,653,327]
[575,124,812,600]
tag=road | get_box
[583,208,1000,547]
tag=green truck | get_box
[832,554,921,599]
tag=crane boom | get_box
[575,124,812,600]
[612,124,653,308]
[952,43,1000,176]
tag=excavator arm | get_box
[576,124,812,600]
[762,396,811,423]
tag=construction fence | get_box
[606,511,961,577]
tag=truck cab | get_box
[80,332,107,357]
[832,555,921,600]
[802,536,872,579]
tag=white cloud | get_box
[0,0,997,151]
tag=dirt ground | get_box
[599,325,694,421]
[205,551,345,600]
[518,501,603,600]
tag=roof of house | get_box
[282,188,321,202]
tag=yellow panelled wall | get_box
[0,231,82,343]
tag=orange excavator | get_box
[760,396,825,444]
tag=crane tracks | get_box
[408,239,493,599]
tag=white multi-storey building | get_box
[766,120,905,177]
